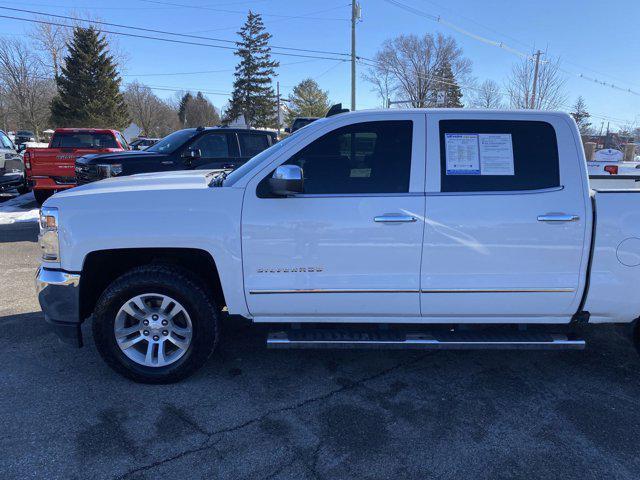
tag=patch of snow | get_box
[0,192,39,225]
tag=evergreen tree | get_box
[50,26,128,128]
[224,11,279,128]
[430,59,463,108]
[571,96,592,134]
[285,78,330,125]
[178,92,193,126]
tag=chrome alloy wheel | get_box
[114,293,193,367]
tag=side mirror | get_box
[269,164,303,196]
[183,148,201,159]
[284,127,291,134]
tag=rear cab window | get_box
[438,120,560,192]
[50,132,119,149]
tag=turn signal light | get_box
[604,165,618,175]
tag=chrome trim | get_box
[426,186,564,196]
[374,214,417,223]
[35,267,81,323]
[420,288,575,293]
[537,214,580,222]
[290,192,424,198]
[249,288,420,294]
[250,287,574,295]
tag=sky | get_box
[0,0,638,130]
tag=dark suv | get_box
[75,127,277,185]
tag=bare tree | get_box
[507,53,566,110]
[363,67,393,108]
[0,38,55,137]
[365,33,471,108]
[124,82,180,137]
[29,12,130,78]
[470,79,504,109]
[29,18,68,78]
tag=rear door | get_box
[237,132,272,166]
[420,113,590,321]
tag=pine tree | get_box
[50,26,128,128]
[178,92,193,126]
[224,11,279,128]
[285,79,330,125]
[571,96,592,134]
[430,59,463,108]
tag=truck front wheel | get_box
[92,265,219,383]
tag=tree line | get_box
[0,10,601,139]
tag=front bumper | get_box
[35,267,83,347]
[29,176,76,190]
[0,172,25,191]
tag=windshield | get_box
[224,134,299,186]
[146,129,197,154]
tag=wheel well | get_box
[80,248,225,320]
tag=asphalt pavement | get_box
[2,195,640,480]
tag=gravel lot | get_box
[3,193,640,480]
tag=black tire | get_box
[92,264,219,383]
[33,189,53,206]
[16,184,29,195]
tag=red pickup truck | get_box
[25,128,128,205]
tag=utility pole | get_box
[276,81,281,136]
[351,1,360,111]
[530,49,543,109]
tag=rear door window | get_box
[439,120,560,192]
[238,133,270,157]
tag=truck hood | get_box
[75,150,167,164]
[53,169,221,199]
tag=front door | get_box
[242,115,426,320]
[188,132,235,170]
[420,114,589,321]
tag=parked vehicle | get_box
[26,128,128,205]
[286,117,318,134]
[130,137,160,150]
[14,130,36,145]
[0,129,28,194]
[587,149,640,176]
[36,109,640,383]
[75,127,277,185]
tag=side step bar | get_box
[267,329,585,350]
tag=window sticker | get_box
[445,133,480,175]
[478,134,514,175]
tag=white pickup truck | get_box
[36,109,640,383]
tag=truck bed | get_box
[584,189,640,323]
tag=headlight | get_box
[38,207,59,261]
[96,163,123,178]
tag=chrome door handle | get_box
[537,214,580,222]
[374,215,417,223]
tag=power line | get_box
[0,13,350,61]
[137,0,350,21]
[382,0,640,98]
[357,59,636,126]
[0,6,352,59]
[124,58,324,77]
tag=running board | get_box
[267,329,585,350]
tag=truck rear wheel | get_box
[33,189,53,205]
[92,264,219,383]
